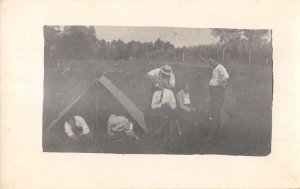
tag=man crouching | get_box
[63,113,91,152]
[107,114,139,140]
[64,114,90,140]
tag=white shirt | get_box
[64,116,90,137]
[183,93,191,105]
[176,89,192,112]
[147,68,175,88]
[107,115,133,136]
[209,64,229,87]
[151,88,176,110]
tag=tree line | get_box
[44,26,272,65]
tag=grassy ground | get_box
[43,59,272,155]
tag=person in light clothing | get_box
[151,87,176,110]
[177,83,197,112]
[148,84,176,136]
[176,82,198,127]
[146,65,175,90]
[208,58,230,130]
[107,114,139,140]
[146,65,175,107]
[64,114,90,140]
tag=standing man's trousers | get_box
[209,86,225,129]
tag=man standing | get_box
[146,64,175,90]
[146,65,175,106]
[208,58,229,132]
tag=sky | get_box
[95,26,218,47]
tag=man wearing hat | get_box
[146,65,175,107]
[146,65,175,90]
[208,58,229,135]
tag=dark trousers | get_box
[177,109,197,128]
[209,86,225,129]
[146,107,174,136]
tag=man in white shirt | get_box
[146,65,175,89]
[146,65,175,107]
[148,84,176,136]
[151,87,176,110]
[208,58,230,131]
[64,114,90,140]
[107,114,139,140]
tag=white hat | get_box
[161,65,172,76]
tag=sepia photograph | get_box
[42,26,273,155]
[3,0,300,188]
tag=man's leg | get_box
[145,109,156,134]
[215,87,225,127]
[189,110,198,128]
[180,111,194,129]
[210,87,219,120]
[209,86,219,136]
[152,108,165,135]
[160,108,174,142]
[209,86,214,119]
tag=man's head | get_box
[183,82,190,93]
[161,65,172,78]
[65,113,75,124]
[208,58,219,68]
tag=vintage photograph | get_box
[43,26,273,155]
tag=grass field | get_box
[43,59,272,155]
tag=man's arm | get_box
[169,91,177,110]
[145,68,159,80]
[64,122,74,137]
[168,73,175,88]
[219,66,229,86]
[81,124,90,135]
[107,120,114,136]
[76,116,90,135]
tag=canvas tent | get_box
[43,75,148,152]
